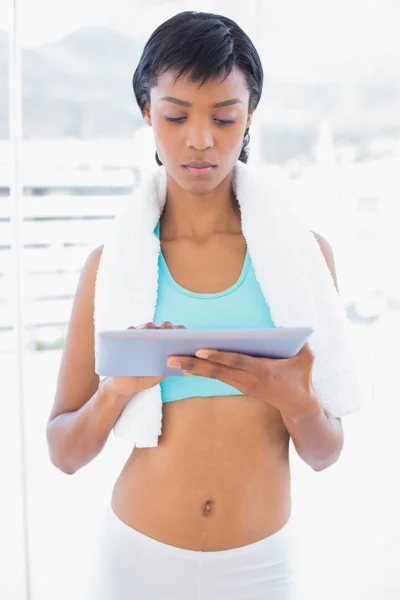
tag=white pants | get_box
[86,505,304,600]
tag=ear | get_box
[142,102,152,126]
[246,110,254,129]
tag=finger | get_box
[178,356,255,394]
[159,321,186,329]
[127,322,186,329]
[194,349,260,371]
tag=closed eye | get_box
[216,119,236,126]
[165,117,235,126]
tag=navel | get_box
[202,499,215,517]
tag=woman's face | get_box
[143,66,253,193]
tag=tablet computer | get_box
[95,326,314,377]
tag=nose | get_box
[185,121,214,151]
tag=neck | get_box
[159,169,242,244]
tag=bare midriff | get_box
[111,393,291,551]
[112,222,292,551]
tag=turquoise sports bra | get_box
[153,219,276,403]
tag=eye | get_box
[215,119,236,126]
[165,117,186,123]
[165,117,236,126]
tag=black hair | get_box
[132,11,264,165]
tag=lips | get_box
[184,164,215,177]
[184,161,216,168]
[183,161,217,177]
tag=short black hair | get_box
[132,11,264,164]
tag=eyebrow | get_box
[158,96,243,109]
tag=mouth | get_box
[183,163,216,177]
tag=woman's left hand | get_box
[167,343,320,421]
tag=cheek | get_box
[151,113,247,155]
[151,115,167,139]
[153,118,180,152]
[222,123,247,152]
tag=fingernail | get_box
[167,358,181,368]
[195,350,209,359]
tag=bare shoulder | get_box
[85,243,104,266]
[47,244,104,423]
[310,231,339,293]
[68,244,104,307]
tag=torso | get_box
[111,220,292,551]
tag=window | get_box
[3,2,399,598]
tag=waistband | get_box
[104,504,295,562]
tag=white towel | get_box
[94,160,362,447]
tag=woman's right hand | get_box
[103,321,186,398]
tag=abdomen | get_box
[111,394,292,551]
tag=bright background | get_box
[1,1,399,598]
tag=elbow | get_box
[312,462,330,472]
[46,422,77,476]
[50,454,77,475]
[311,452,342,472]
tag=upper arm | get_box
[47,244,104,423]
[311,231,339,293]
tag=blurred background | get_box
[0,0,399,598]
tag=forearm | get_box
[46,377,133,475]
[281,392,344,471]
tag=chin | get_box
[183,180,218,195]
[168,163,234,192]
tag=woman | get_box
[46,11,347,600]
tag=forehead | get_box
[151,66,249,105]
